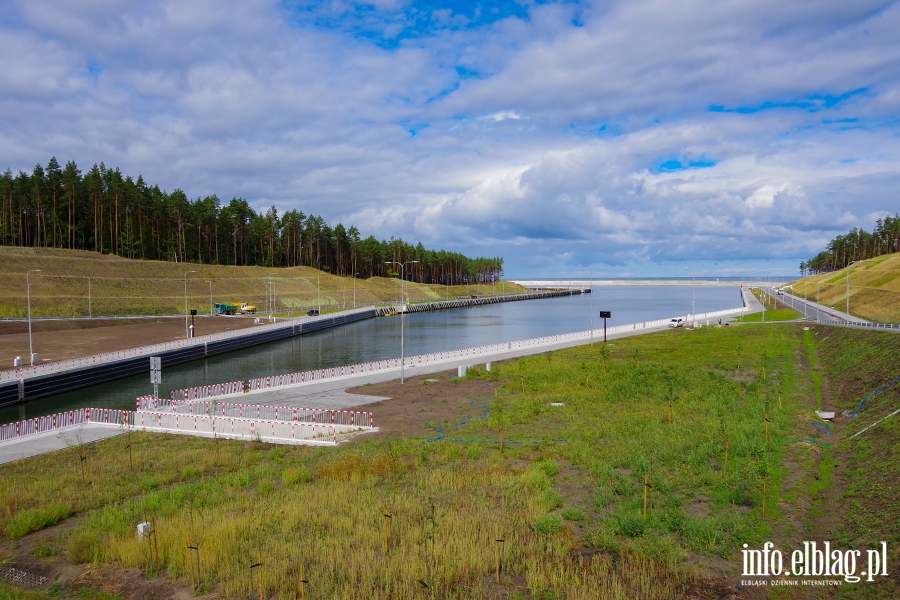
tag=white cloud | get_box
[0,0,898,276]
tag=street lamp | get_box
[386,260,418,384]
[27,269,41,365]
[204,280,213,316]
[353,272,359,308]
[317,273,321,313]
[846,261,861,318]
[81,276,91,319]
[184,270,196,338]
[269,273,278,320]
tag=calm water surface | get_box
[2,285,743,423]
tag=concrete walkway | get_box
[0,423,124,465]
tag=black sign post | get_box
[599,311,612,342]
[190,309,197,338]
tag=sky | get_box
[1,0,898,278]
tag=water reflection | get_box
[1,286,742,423]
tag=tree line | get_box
[0,158,503,284]
[801,214,900,275]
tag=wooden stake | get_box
[763,365,766,380]
[382,505,391,554]
[127,433,133,470]
[643,476,649,521]
[668,400,673,425]
[257,549,264,600]
[765,415,770,443]
[520,375,525,394]
[778,390,782,408]
[762,482,767,518]
[757,380,760,397]
[494,524,503,585]
[299,563,307,600]
[151,517,159,569]
[239,479,243,514]
[585,373,589,388]
[418,566,425,600]
[187,535,196,591]
[499,428,503,454]
[531,393,535,415]
[723,439,729,478]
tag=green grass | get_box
[0,246,527,318]
[0,323,868,597]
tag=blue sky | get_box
[1,0,899,278]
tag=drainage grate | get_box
[0,565,50,588]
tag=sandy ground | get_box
[346,372,503,439]
[0,315,262,365]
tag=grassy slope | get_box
[1,323,826,598]
[790,252,900,323]
[813,327,900,599]
[0,247,526,318]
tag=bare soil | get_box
[0,316,262,366]
[346,373,502,439]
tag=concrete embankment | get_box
[0,289,587,407]
[375,288,587,315]
[0,309,376,406]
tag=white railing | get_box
[171,381,245,401]
[136,396,373,428]
[0,310,370,383]
[0,407,129,443]
[130,411,340,444]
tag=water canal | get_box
[1,285,744,423]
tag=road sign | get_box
[599,311,611,318]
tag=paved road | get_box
[759,286,868,324]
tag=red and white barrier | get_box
[0,408,130,443]
[136,396,373,428]
[130,411,340,444]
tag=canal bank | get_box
[0,289,587,407]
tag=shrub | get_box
[560,507,585,521]
[612,513,645,538]
[4,501,72,540]
[533,460,560,477]
[532,512,564,534]
[68,529,101,564]
[282,466,312,486]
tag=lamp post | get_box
[817,280,820,322]
[353,272,358,308]
[846,261,860,318]
[204,280,212,315]
[269,273,278,320]
[317,273,321,313]
[81,276,91,319]
[386,260,418,384]
[27,269,41,365]
[184,270,195,338]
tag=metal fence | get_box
[171,381,245,401]
[130,410,340,444]
[0,407,129,442]
[137,396,373,428]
